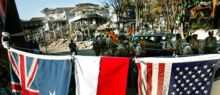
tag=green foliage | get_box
[190,21,209,30]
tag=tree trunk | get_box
[135,7,140,30]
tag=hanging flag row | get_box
[7,48,220,95]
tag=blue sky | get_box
[15,0,102,20]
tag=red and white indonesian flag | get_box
[74,56,130,95]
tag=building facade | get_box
[69,3,109,38]
[41,3,109,39]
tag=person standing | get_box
[191,34,200,54]
[183,36,193,55]
[33,40,40,54]
[92,37,101,56]
[203,31,217,54]
[135,43,143,57]
[174,33,183,55]
[162,36,175,55]
[69,40,78,55]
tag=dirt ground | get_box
[40,40,96,55]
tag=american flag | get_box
[135,55,220,95]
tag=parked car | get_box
[131,33,176,56]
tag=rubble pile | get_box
[76,41,93,49]
[47,38,93,50]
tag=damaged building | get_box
[41,3,109,40]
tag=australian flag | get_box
[8,48,72,95]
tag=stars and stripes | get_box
[136,55,220,95]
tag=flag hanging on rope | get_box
[8,48,72,95]
[135,55,220,95]
[74,56,130,95]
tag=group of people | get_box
[92,34,135,57]
[181,31,217,55]
[92,31,218,57]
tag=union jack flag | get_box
[8,50,39,95]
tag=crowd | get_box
[91,31,218,57]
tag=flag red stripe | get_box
[8,51,19,75]
[147,63,152,95]
[27,60,38,87]
[157,63,165,95]
[137,63,142,95]
[11,84,21,91]
[19,54,27,95]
